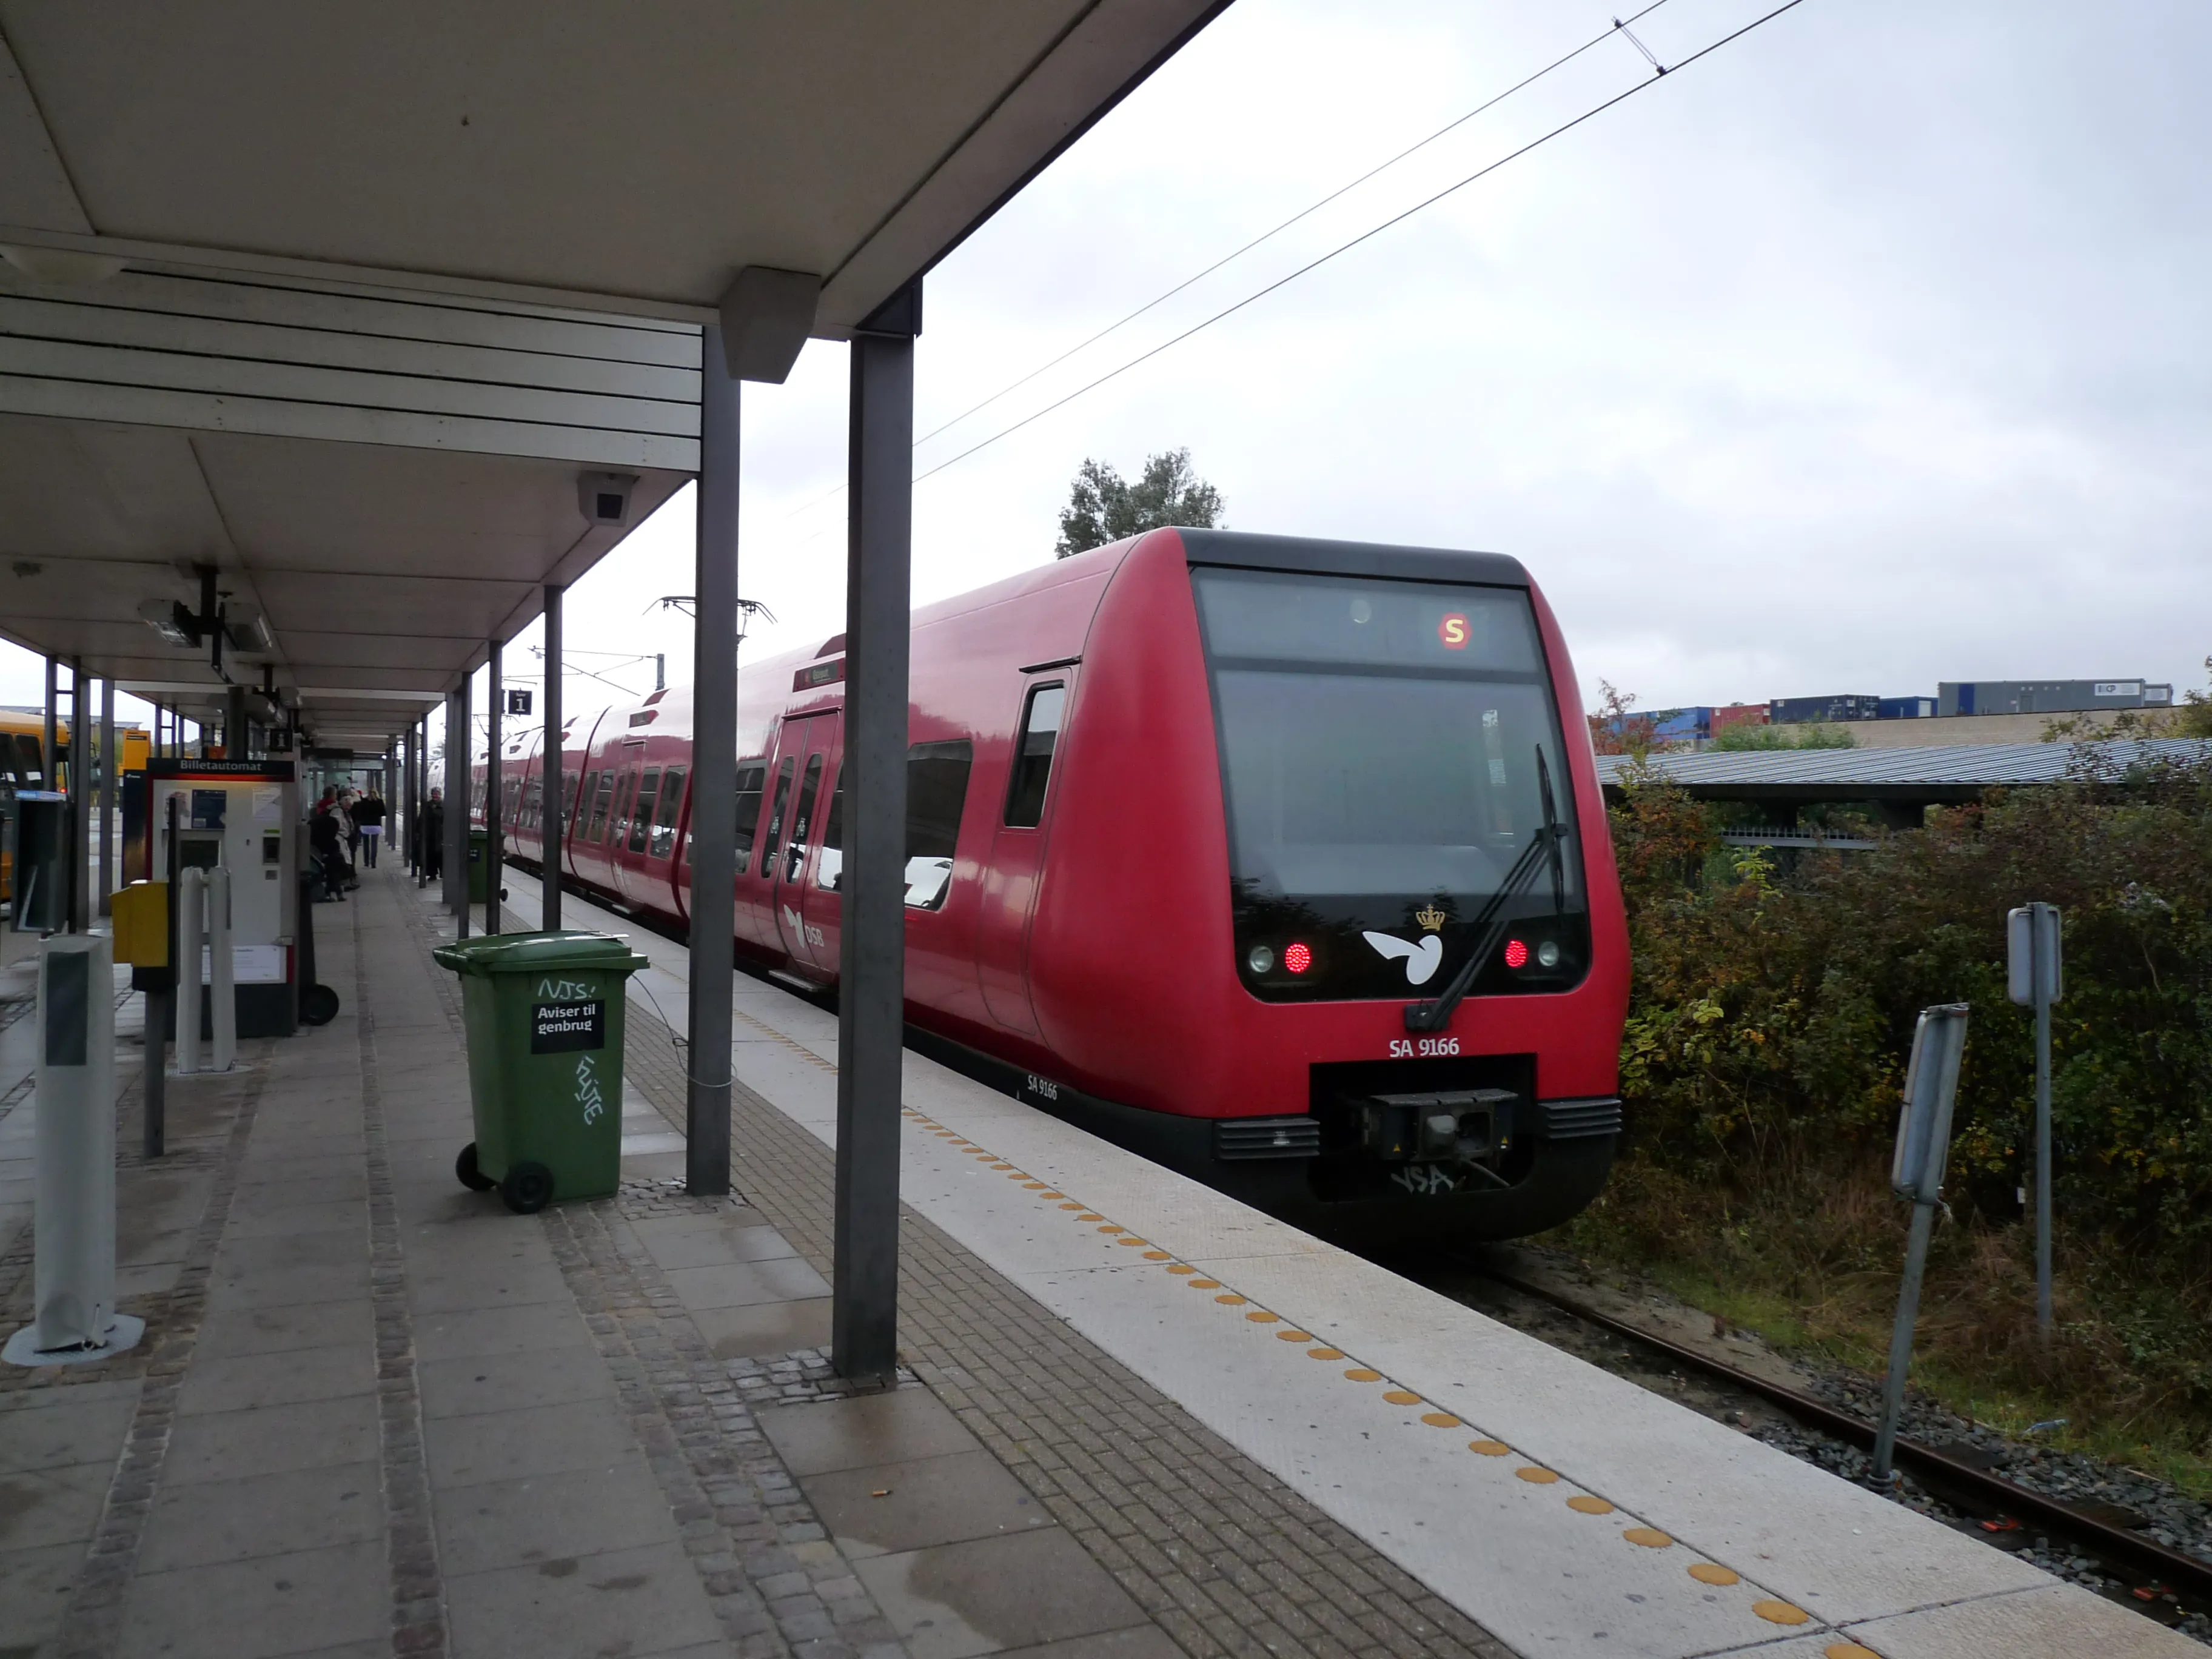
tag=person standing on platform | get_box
[332,791,359,889]
[309,791,348,902]
[354,787,386,868]
[421,787,444,886]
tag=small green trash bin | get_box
[465,827,489,902]
[431,930,651,1213]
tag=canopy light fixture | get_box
[224,606,274,656]
[135,597,201,649]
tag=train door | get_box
[765,715,838,974]
[976,677,1070,1034]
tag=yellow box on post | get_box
[112,881,169,971]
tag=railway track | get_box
[1441,1255,2209,1633]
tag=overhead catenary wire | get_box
[772,2,1684,532]
[909,0,1681,454]
[913,0,1811,486]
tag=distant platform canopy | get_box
[1595,740,2212,811]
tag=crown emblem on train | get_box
[1414,903,1447,933]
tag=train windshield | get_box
[1192,565,1589,1002]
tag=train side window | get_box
[563,771,582,825]
[21,733,47,784]
[906,740,972,910]
[1003,684,1065,828]
[611,766,639,849]
[761,758,796,878]
[787,755,823,883]
[586,770,615,842]
[652,765,687,860]
[815,767,843,891]
[628,766,662,854]
[502,776,521,820]
[731,762,766,872]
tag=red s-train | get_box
[483,528,1631,1242]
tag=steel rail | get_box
[1461,1261,2212,1609]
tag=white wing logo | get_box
[1363,931,1444,986]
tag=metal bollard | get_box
[1873,1003,1970,1482]
[207,866,235,1071]
[3,934,146,1365]
[176,867,206,1074]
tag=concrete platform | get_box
[499,863,2196,1659]
[2,860,2196,1659]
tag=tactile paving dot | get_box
[991,1162,1017,1170]
[1753,1601,1809,1626]
[1189,1279,1221,1290]
[1245,1310,1280,1324]
[1215,1293,1248,1305]
[1687,1563,1738,1586]
[1567,1495,1614,1515]
[1078,1213,1104,1221]
[1116,1237,1148,1246]
[1623,1527,1672,1549]
[1382,1390,1423,1405]
[1060,1202,1085,1211]
[1421,1412,1461,1428]
[1467,1439,1510,1456]
[1307,1347,1344,1359]
[1143,1251,1171,1261]
[1097,1224,1124,1234]
[1515,1467,1559,1484]
[1039,1191,1064,1199]
[1824,1646,1881,1659]
[1345,1369,1383,1382]
[1275,1329,1312,1341]
[1166,1264,1197,1275]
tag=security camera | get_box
[578,472,637,528]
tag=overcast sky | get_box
[7,0,2207,731]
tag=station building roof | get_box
[0,2,1229,749]
[1594,739,2212,806]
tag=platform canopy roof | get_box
[0,1,1227,751]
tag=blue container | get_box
[1770,694,1879,725]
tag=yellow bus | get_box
[0,710,150,902]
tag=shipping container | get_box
[1710,703,1769,734]
[1769,694,1880,725]
[1877,696,1936,720]
[1647,706,1712,742]
[1938,680,2177,717]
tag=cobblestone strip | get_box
[394,887,909,1659]
[620,1004,1515,1659]
[47,1058,272,1659]
[539,1198,909,1659]
[354,888,451,1659]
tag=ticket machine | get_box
[146,759,300,1039]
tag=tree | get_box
[1055,448,1223,558]
[1587,680,1659,759]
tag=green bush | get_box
[1588,748,2212,1459]
[1709,722,1857,751]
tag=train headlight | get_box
[1537,940,1561,969]
[1247,945,1275,975]
[1503,939,1529,970]
[1284,942,1313,974]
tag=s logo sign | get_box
[1363,931,1443,985]
[1437,613,1470,649]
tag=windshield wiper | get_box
[1405,746,1567,1034]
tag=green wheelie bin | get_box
[431,930,650,1214]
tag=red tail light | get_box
[1503,939,1529,969]
[1284,942,1313,974]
